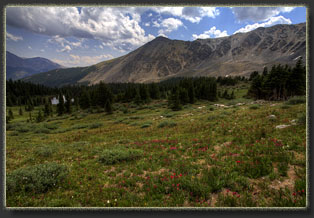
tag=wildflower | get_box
[293,192,296,196]
[179,173,182,177]
[107,200,110,204]
[236,160,241,163]
[177,184,180,187]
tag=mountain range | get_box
[21,22,305,87]
[6,51,63,80]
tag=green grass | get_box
[5,96,306,207]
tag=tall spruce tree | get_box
[57,93,65,116]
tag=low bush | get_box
[6,162,68,194]
[34,146,54,158]
[249,104,260,110]
[98,148,143,165]
[157,121,177,128]
[88,123,103,129]
[286,96,306,105]
[141,123,151,128]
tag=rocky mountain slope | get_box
[6,51,63,80]
[23,22,305,87]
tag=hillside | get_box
[6,51,63,80]
[23,22,306,87]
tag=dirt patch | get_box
[269,165,299,191]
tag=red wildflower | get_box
[236,160,241,163]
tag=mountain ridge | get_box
[6,51,63,80]
[22,22,306,87]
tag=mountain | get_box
[6,51,63,80]
[23,22,306,87]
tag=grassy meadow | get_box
[5,86,307,208]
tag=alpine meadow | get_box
[5,6,307,208]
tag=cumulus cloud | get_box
[6,32,23,41]
[231,7,295,22]
[6,7,155,52]
[57,45,72,53]
[158,18,184,35]
[234,15,292,34]
[152,7,219,23]
[53,53,114,67]
[192,26,228,40]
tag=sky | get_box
[6,6,306,68]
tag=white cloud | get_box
[6,32,23,41]
[231,7,295,22]
[6,7,155,53]
[57,45,72,52]
[28,46,32,49]
[40,49,45,52]
[192,26,228,40]
[53,53,114,67]
[152,7,219,23]
[157,18,184,35]
[234,16,292,34]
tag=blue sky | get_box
[6,6,306,67]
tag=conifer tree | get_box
[188,85,196,104]
[168,87,182,111]
[105,100,113,114]
[8,109,14,120]
[36,110,44,123]
[57,93,65,116]
[134,88,142,105]
[44,103,50,117]
[19,107,23,116]
[65,94,72,114]
[79,90,91,109]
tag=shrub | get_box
[6,163,68,194]
[88,123,103,129]
[297,112,306,126]
[277,161,289,177]
[16,125,31,133]
[33,126,50,134]
[286,96,306,105]
[249,104,260,110]
[141,123,151,128]
[70,141,89,152]
[281,105,291,109]
[157,121,177,128]
[43,123,59,130]
[238,156,273,179]
[34,146,54,158]
[98,148,143,165]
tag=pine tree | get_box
[79,90,91,109]
[57,93,65,116]
[168,87,182,111]
[134,88,142,105]
[19,107,23,116]
[65,94,72,114]
[8,109,14,120]
[105,100,113,114]
[36,110,44,123]
[44,103,50,117]
[188,85,196,104]
[179,87,189,105]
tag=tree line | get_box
[248,58,306,100]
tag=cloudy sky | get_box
[6,6,306,67]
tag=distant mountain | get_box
[6,51,63,80]
[23,22,306,87]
